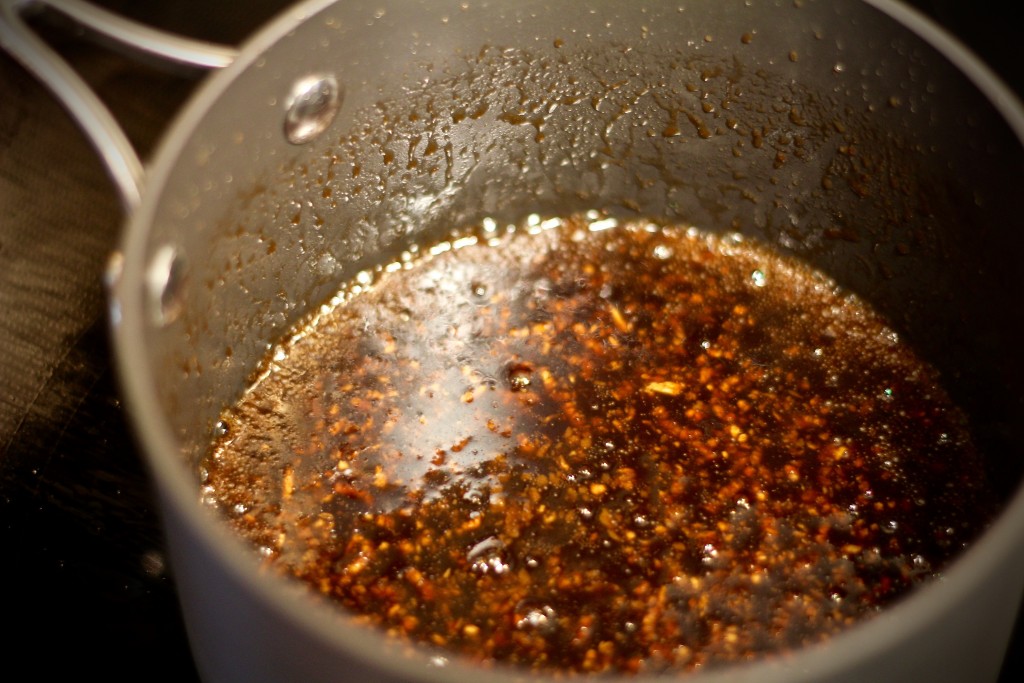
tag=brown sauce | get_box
[202,213,995,675]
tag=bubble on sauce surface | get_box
[506,363,534,392]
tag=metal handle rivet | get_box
[284,74,342,145]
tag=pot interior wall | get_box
[136,0,1024,535]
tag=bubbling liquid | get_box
[202,213,995,675]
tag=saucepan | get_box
[3,0,1023,681]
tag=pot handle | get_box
[0,0,238,212]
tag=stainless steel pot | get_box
[3,1,1023,681]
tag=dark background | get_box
[1,1,1021,680]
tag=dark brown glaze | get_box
[202,213,995,675]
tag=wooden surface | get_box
[0,1,1020,680]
